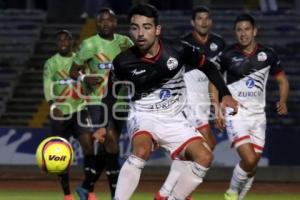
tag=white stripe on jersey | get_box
[227,66,270,113]
[132,68,186,115]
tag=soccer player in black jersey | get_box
[111,4,238,200]
[155,6,226,200]
[217,14,289,200]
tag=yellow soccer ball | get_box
[36,136,73,174]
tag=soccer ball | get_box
[36,136,74,174]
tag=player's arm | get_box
[69,41,102,84]
[43,61,63,117]
[275,72,289,115]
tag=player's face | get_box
[57,33,73,55]
[97,12,117,38]
[129,15,161,51]
[235,21,257,47]
[191,12,212,36]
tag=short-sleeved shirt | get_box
[182,31,226,71]
[220,43,283,113]
[43,53,85,115]
[73,33,133,103]
[112,39,207,115]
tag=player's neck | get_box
[193,31,209,44]
[144,39,160,58]
[242,42,257,54]
[98,33,114,41]
[59,52,72,57]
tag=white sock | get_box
[114,155,146,200]
[169,161,209,199]
[238,176,255,200]
[228,163,249,194]
[159,159,185,197]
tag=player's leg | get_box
[197,125,216,151]
[236,116,266,200]
[114,132,153,200]
[169,138,213,199]
[50,117,74,200]
[224,112,265,200]
[75,109,99,200]
[104,122,121,198]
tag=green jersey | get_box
[43,53,85,115]
[73,33,133,103]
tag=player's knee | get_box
[193,149,213,167]
[133,146,151,160]
[242,154,259,170]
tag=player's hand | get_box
[214,104,226,132]
[84,76,104,85]
[277,101,288,115]
[220,95,238,115]
[93,127,106,143]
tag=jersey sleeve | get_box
[179,40,206,68]
[112,55,125,81]
[43,59,54,102]
[73,40,95,65]
[268,49,284,76]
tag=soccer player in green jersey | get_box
[70,8,133,200]
[43,30,101,200]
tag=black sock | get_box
[81,155,98,191]
[105,152,120,197]
[89,153,106,192]
[58,172,71,195]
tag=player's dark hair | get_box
[97,7,116,18]
[56,29,73,40]
[192,6,211,20]
[128,3,159,25]
[234,13,256,28]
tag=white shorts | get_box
[184,69,211,129]
[225,106,266,153]
[126,107,204,159]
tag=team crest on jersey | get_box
[166,57,178,70]
[210,43,218,51]
[257,52,267,62]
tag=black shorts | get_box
[87,95,128,134]
[50,109,93,139]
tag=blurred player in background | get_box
[43,30,97,200]
[70,7,133,200]
[155,6,226,200]
[112,4,238,200]
[215,14,289,200]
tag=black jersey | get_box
[220,43,283,112]
[182,31,225,71]
[112,39,206,114]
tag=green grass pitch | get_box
[1,191,300,200]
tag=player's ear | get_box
[190,19,195,28]
[253,26,257,37]
[156,24,161,36]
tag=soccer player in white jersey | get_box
[155,6,226,200]
[111,4,239,200]
[216,14,289,200]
